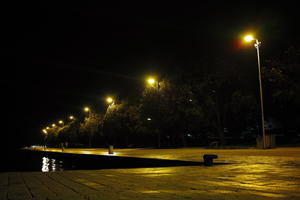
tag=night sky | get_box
[2,2,300,147]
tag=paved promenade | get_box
[1,147,300,199]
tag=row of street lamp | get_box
[42,34,267,148]
[42,115,75,134]
[42,78,158,134]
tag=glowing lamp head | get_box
[244,35,255,42]
[84,107,90,112]
[147,78,156,85]
[58,120,63,124]
[106,97,114,104]
[52,124,56,127]
[69,115,74,120]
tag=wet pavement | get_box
[2,147,300,199]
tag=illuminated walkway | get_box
[1,147,300,199]
[23,146,300,163]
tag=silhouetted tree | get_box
[140,78,204,147]
[264,47,300,134]
[79,112,103,147]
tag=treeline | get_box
[41,47,300,148]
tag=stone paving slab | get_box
[1,163,300,200]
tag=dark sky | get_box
[2,2,300,145]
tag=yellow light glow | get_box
[52,124,56,127]
[58,120,63,124]
[42,129,47,134]
[84,107,90,112]
[46,127,50,129]
[69,115,74,120]
[106,97,114,104]
[147,78,156,85]
[244,35,255,42]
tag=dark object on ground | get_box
[203,154,218,166]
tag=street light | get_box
[244,34,266,149]
[105,97,115,113]
[147,78,156,85]
[58,120,64,126]
[244,34,255,42]
[104,96,115,154]
[69,115,75,120]
[147,77,159,89]
[106,97,114,104]
[84,106,91,117]
[84,107,90,112]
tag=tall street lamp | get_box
[146,76,161,148]
[244,34,266,149]
[105,96,115,154]
[84,106,91,117]
[105,97,115,111]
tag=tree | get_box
[139,82,165,148]
[264,47,300,134]
[79,112,103,147]
[159,80,203,146]
[102,101,142,147]
[228,90,258,136]
[64,119,80,146]
[140,78,204,147]
[188,58,259,145]
[102,103,121,146]
[192,75,234,145]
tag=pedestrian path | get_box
[24,146,300,163]
[2,164,300,200]
[1,147,300,200]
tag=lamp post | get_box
[105,96,115,111]
[146,76,162,148]
[84,106,91,117]
[105,96,115,154]
[244,34,266,149]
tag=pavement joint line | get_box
[44,172,87,199]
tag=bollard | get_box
[203,154,218,166]
[108,145,114,154]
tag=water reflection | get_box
[42,157,63,172]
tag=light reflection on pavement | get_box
[26,147,300,199]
